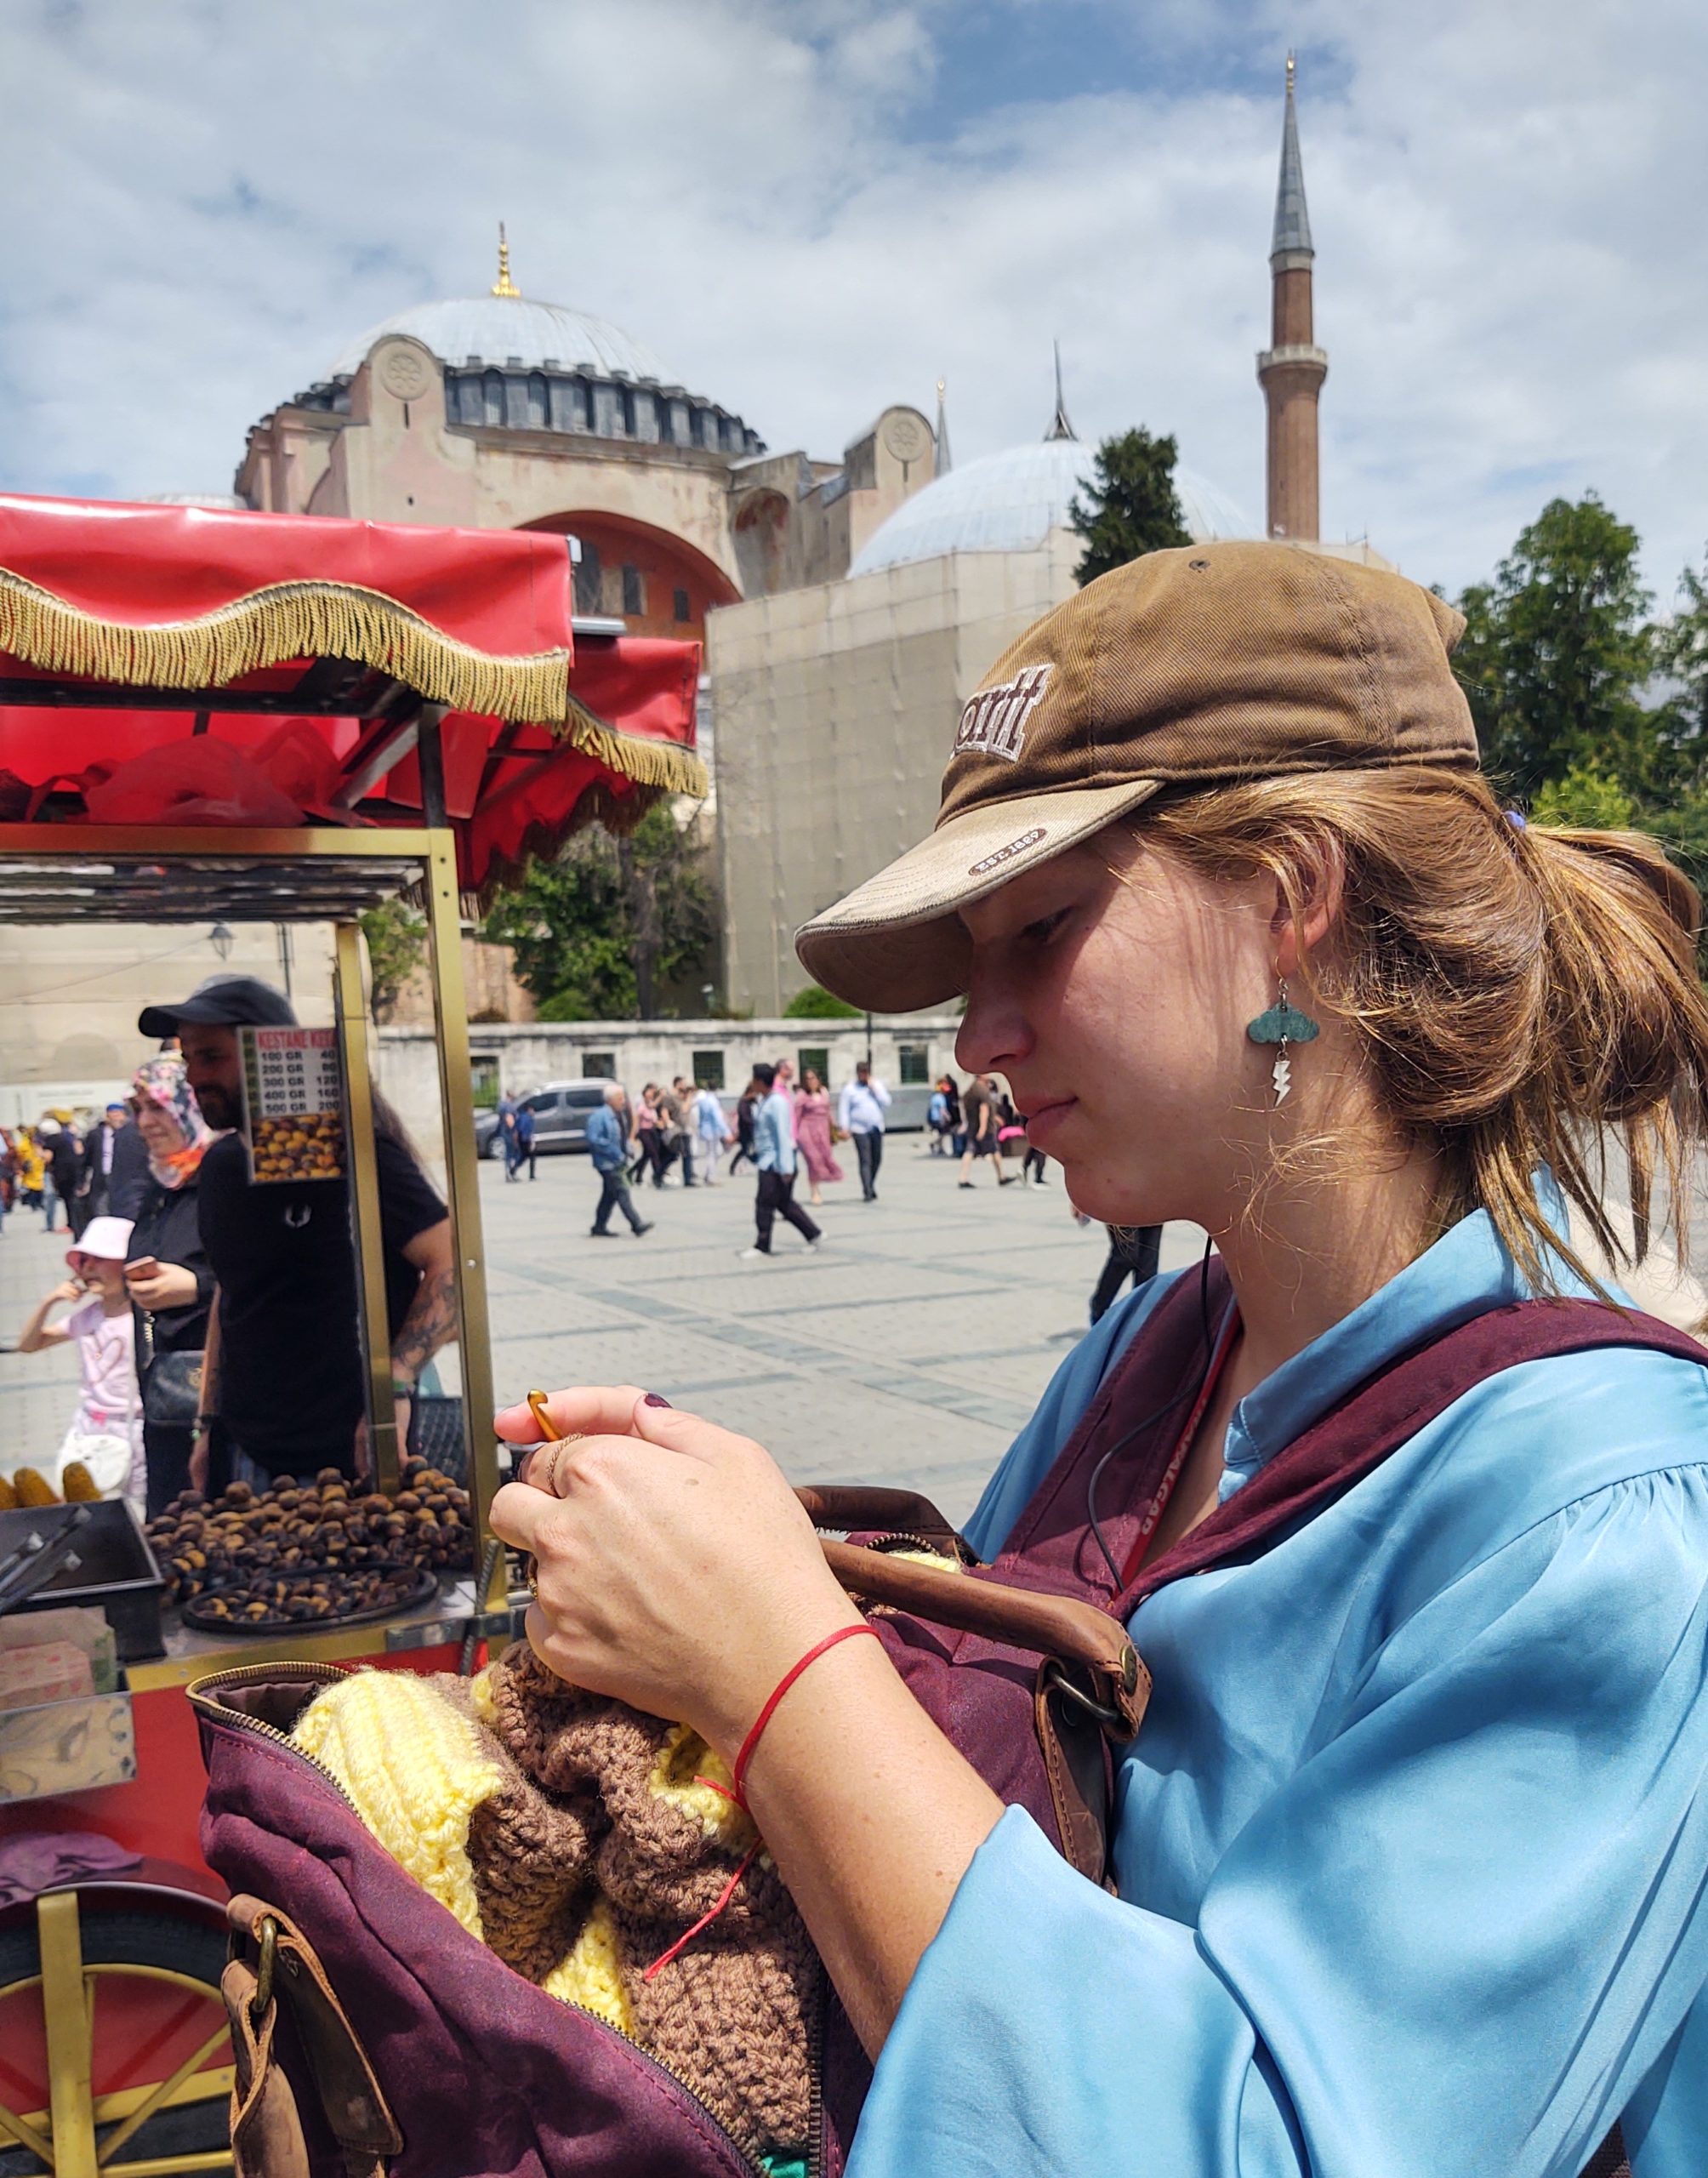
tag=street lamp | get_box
[209,921,235,962]
[701,982,715,1018]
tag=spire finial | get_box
[491,222,521,299]
[934,376,952,478]
[1045,339,1077,442]
[1270,53,1313,259]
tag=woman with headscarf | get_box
[123,1056,217,1516]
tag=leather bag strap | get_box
[796,1484,974,1559]
[226,1894,401,2175]
[815,1535,1149,1735]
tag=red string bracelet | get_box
[645,1622,880,1980]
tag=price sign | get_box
[240,1027,345,1184]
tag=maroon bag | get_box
[196,1277,1703,2177]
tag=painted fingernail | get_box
[642,1393,673,1409]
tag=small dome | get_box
[331,297,669,383]
[848,437,1252,577]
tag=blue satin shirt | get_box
[848,1202,1708,2177]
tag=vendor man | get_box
[137,976,456,1487]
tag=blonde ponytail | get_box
[1142,768,1708,1296]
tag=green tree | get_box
[1529,763,1637,830]
[358,900,426,1021]
[1652,550,1708,783]
[1068,428,1192,586]
[1455,494,1657,801]
[482,803,716,1020]
[783,983,862,1019]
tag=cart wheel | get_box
[0,1897,232,2177]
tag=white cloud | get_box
[0,0,1702,597]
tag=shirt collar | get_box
[1218,1177,1591,1497]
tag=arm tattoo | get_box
[392,1265,458,1377]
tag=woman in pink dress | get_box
[792,1069,844,1206]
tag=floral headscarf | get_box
[132,1056,214,1189]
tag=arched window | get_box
[573,542,603,617]
[481,370,504,427]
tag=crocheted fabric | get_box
[293,1646,818,2171]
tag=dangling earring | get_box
[1245,977,1320,1106]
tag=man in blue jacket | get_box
[585,1085,652,1239]
[740,1062,822,1260]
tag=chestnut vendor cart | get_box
[0,491,705,2177]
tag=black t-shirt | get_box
[197,1131,446,1473]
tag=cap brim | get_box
[136,996,256,1037]
[794,778,1164,1012]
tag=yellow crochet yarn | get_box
[649,1723,754,1848]
[294,1670,504,1938]
[543,1897,634,2032]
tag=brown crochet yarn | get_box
[472,1642,818,2160]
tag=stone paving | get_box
[6,1133,1699,1525]
[0,1142,1204,1523]
[475,1143,1206,1522]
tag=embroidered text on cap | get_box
[954,664,1053,765]
[969,828,1048,875]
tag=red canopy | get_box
[0,493,705,892]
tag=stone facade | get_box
[235,270,941,650]
[375,1012,965,1148]
[709,537,1081,1016]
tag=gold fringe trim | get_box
[557,692,709,800]
[0,567,570,724]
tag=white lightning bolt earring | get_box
[1245,976,1320,1108]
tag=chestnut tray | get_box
[179,1565,436,1636]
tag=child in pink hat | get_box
[14,1216,144,1505]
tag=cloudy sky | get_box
[2,0,1703,600]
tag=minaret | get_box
[1256,56,1327,540]
[934,377,953,476]
[1045,341,1076,442]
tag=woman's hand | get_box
[489,1386,858,1756]
[123,1257,199,1312]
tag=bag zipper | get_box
[189,1662,796,2178]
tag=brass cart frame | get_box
[0,812,504,1620]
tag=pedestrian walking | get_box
[496,1090,521,1183]
[629,1088,654,1183]
[993,1086,1025,1187]
[793,1067,844,1206]
[80,1101,134,1223]
[738,1063,821,1259]
[729,1083,760,1174]
[957,1074,999,1187]
[635,1086,672,1188]
[13,1127,45,1215]
[666,1080,698,1187]
[41,1120,84,1235]
[585,1085,653,1239]
[1088,1221,1161,1322]
[838,1058,891,1201]
[514,1098,538,1180]
[692,1080,733,1183]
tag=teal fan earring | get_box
[1246,977,1319,1106]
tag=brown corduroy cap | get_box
[794,541,1479,1012]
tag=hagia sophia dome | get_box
[850,433,1253,579]
[329,297,669,386]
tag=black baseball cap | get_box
[138,975,298,1040]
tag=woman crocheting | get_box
[492,543,1708,2178]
